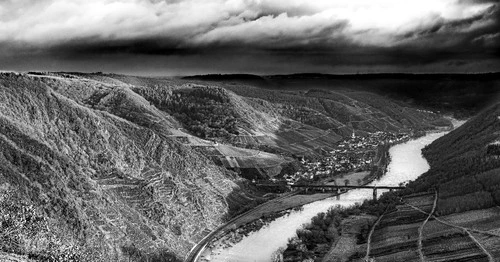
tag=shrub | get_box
[121,245,180,262]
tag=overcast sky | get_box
[0,0,499,75]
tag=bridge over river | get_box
[255,182,405,201]
[291,184,405,200]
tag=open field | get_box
[440,207,500,232]
[191,143,292,177]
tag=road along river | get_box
[206,129,456,262]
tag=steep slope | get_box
[281,101,500,262]
[62,73,449,157]
[221,84,449,134]
[186,73,500,118]
[409,102,500,197]
[0,72,458,261]
[369,101,500,261]
[0,73,239,260]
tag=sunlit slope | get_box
[0,73,239,260]
[223,84,450,134]
[32,73,291,177]
[70,73,448,156]
[110,75,448,156]
[0,72,460,260]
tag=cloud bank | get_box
[0,0,498,74]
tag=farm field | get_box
[422,233,488,262]
[440,207,500,232]
[471,232,500,259]
[361,191,497,262]
[404,193,435,213]
[191,143,292,177]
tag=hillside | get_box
[0,73,247,261]
[407,101,500,214]
[280,100,500,262]
[0,72,453,261]
[360,101,500,261]
[186,73,500,118]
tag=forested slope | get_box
[0,73,239,261]
[407,101,500,215]
[0,72,455,261]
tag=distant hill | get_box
[184,72,500,118]
[186,72,500,81]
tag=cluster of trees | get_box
[282,190,403,261]
[167,87,242,139]
[357,191,402,216]
[432,167,500,215]
[282,203,380,261]
[133,85,173,107]
[283,207,349,261]
[137,86,245,140]
[121,245,180,262]
[487,143,500,156]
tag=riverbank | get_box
[207,129,450,262]
[196,149,394,261]
[282,209,378,262]
[189,131,424,261]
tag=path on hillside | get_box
[406,203,496,262]
[417,191,438,262]
[364,211,385,261]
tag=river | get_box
[208,128,457,262]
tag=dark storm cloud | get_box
[0,0,499,73]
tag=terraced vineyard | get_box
[357,191,500,262]
[0,72,480,261]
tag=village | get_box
[281,131,412,184]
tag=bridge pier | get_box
[373,187,377,201]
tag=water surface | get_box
[209,131,450,262]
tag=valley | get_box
[276,102,500,261]
[2,0,499,261]
[0,72,499,262]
